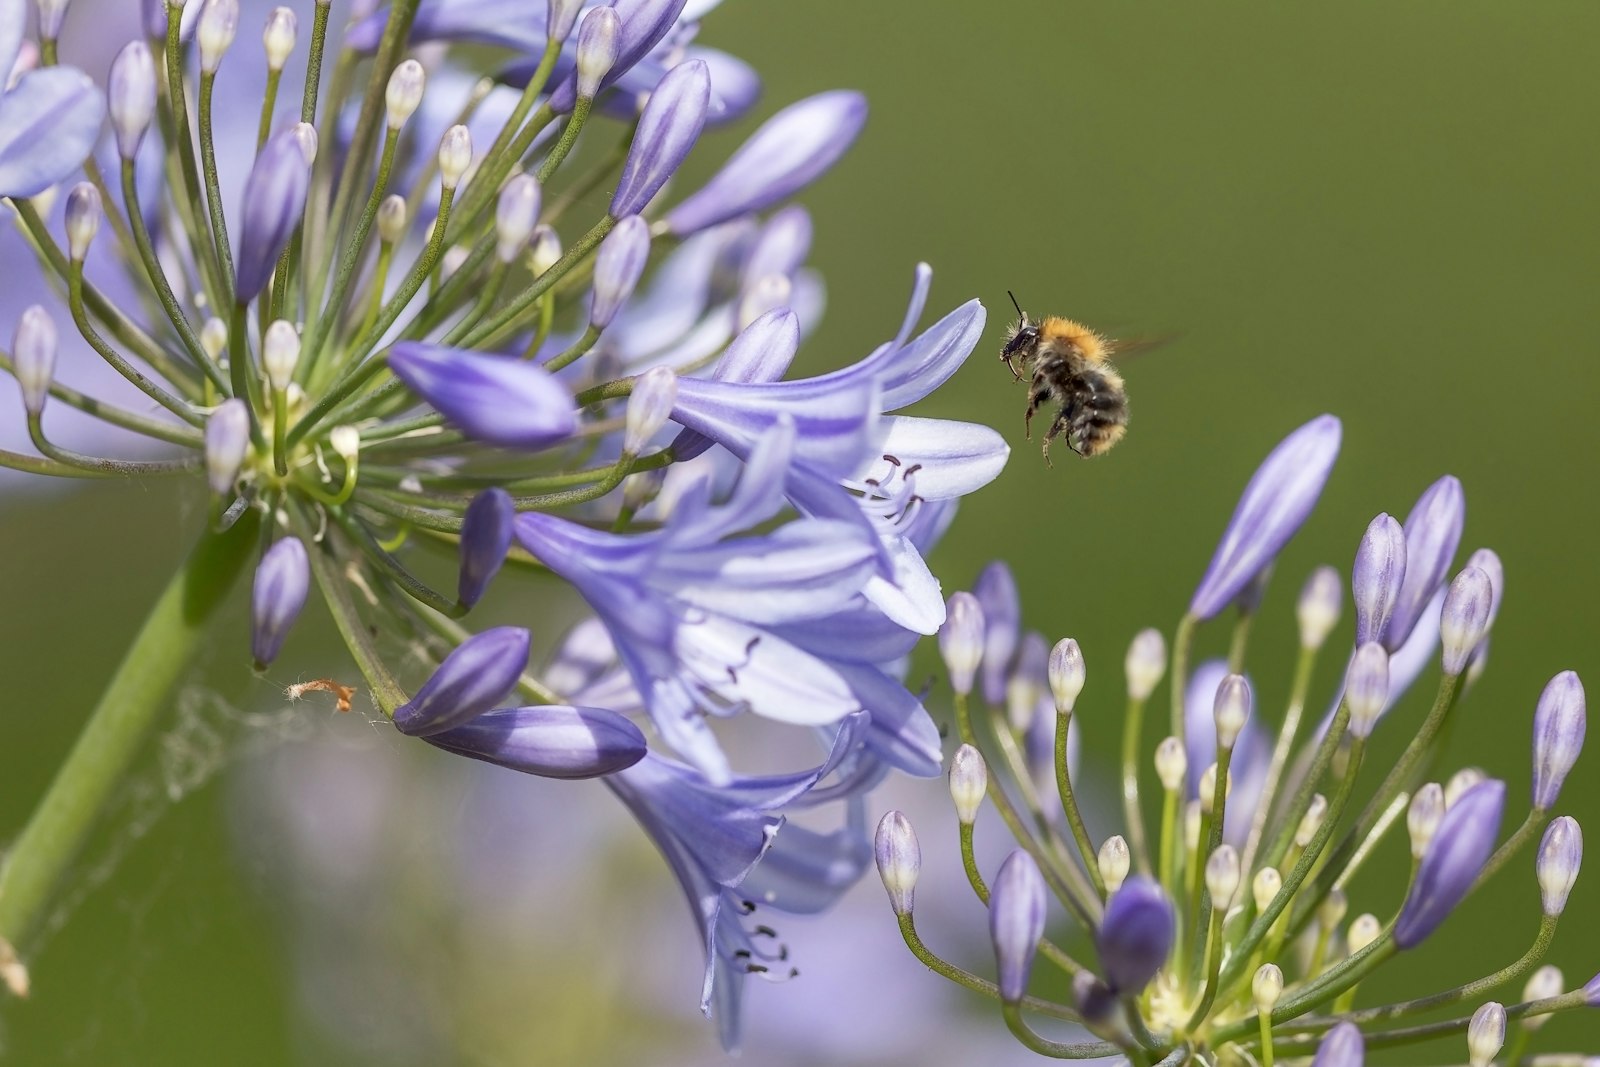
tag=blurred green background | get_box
[3,0,1598,1062]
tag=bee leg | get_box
[1042,412,1072,468]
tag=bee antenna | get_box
[1007,290,1025,320]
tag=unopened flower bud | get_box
[64,181,100,261]
[1521,965,1563,1029]
[385,59,425,129]
[1408,783,1446,859]
[204,399,250,493]
[1213,673,1251,750]
[1198,763,1221,813]
[528,224,561,275]
[1312,1022,1364,1067]
[949,744,987,825]
[1395,779,1505,949]
[36,0,71,38]
[574,7,620,100]
[1466,1001,1505,1067]
[1388,475,1465,650]
[735,273,790,331]
[1096,876,1174,994]
[236,124,314,300]
[1253,963,1283,1011]
[974,562,1020,707]
[198,0,239,73]
[1125,627,1166,701]
[1296,794,1328,848]
[547,0,583,44]
[623,365,676,454]
[1537,816,1582,917]
[1317,887,1348,930]
[1252,867,1282,912]
[327,425,358,462]
[1440,566,1494,676]
[388,343,575,450]
[939,592,985,697]
[1446,767,1486,808]
[590,215,650,327]
[201,317,228,362]
[1098,836,1130,893]
[1072,973,1117,1023]
[1206,844,1240,908]
[392,627,531,736]
[1154,735,1187,792]
[251,536,309,668]
[290,121,317,164]
[611,61,710,217]
[376,194,407,244]
[1184,800,1202,853]
[109,40,157,159]
[1297,565,1343,650]
[1464,547,1504,632]
[457,488,513,609]
[438,124,472,189]
[1004,632,1047,730]
[263,7,296,71]
[495,174,541,263]
[874,811,920,918]
[990,850,1047,1002]
[1353,513,1407,646]
[1345,641,1390,739]
[1532,670,1586,811]
[1347,912,1381,954]
[12,305,56,417]
[262,320,299,390]
[1048,638,1085,714]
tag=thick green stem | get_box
[0,514,260,956]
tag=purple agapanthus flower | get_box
[0,0,103,198]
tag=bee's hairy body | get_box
[1001,312,1129,464]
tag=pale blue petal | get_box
[0,68,104,199]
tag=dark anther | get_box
[863,477,879,488]
[733,949,752,960]
[753,925,779,938]
[739,899,757,914]
[903,463,923,477]
[882,454,901,466]
[746,963,770,975]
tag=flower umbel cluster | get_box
[878,415,1595,1065]
[0,0,1009,1040]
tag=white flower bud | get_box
[438,124,472,189]
[64,181,101,262]
[290,122,318,164]
[262,319,299,391]
[1252,964,1283,1011]
[547,0,583,43]
[1466,1001,1505,1067]
[198,0,239,73]
[262,7,297,71]
[1317,887,1348,931]
[108,41,158,160]
[1408,783,1446,859]
[13,305,57,417]
[1198,763,1231,815]
[1347,912,1382,954]
[1154,735,1187,792]
[385,59,426,130]
[328,425,360,462]
[1537,816,1582,917]
[1183,800,1202,854]
[874,811,920,917]
[1205,844,1240,908]
[623,366,676,455]
[1213,673,1251,750]
[1446,766,1487,808]
[201,317,228,362]
[1252,867,1282,912]
[1295,794,1328,848]
[1048,638,1085,714]
[495,174,541,263]
[1097,836,1130,893]
[1125,628,1166,701]
[574,7,620,100]
[736,273,789,331]
[204,399,251,494]
[949,744,987,825]
[1297,565,1342,650]
[377,194,408,245]
[939,592,985,697]
[1345,640,1391,739]
[527,224,561,276]
[1521,965,1563,1030]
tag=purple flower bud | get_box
[12,304,56,417]
[1311,1022,1365,1067]
[590,214,650,327]
[108,40,157,160]
[547,0,584,45]
[387,343,576,451]
[610,60,709,218]
[1386,476,1465,649]
[423,704,646,779]
[392,627,530,737]
[1584,971,1600,1006]
[64,180,100,261]
[1532,670,1586,810]
[1464,547,1504,632]
[494,173,540,263]
[1394,778,1505,949]
[204,398,250,494]
[141,0,200,40]
[1095,875,1175,994]
[1353,513,1407,646]
[623,365,675,454]
[437,124,472,189]
[989,850,1047,1002]
[36,0,70,38]
[874,810,920,917]
[573,6,619,99]
[1189,415,1342,620]
[974,561,1021,706]
[1439,566,1493,676]
[939,592,985,697]
[664,90,869,236]
[1049,638,1085,715]
[457,488,513,609]
[1213,673,1251,749]
[251,536,309,668]
[1345,642,1390,739]
[1073,974,1118,1022]
[950,744,987,824]
[550,0,687,113]
[1536,815,1581,917]
[235,123,314,301]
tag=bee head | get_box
[1000,290,1037,376]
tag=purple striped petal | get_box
[388,343,576,450]
[611,59,710,217]
[1386,475,1465,649]
[0,67,104,199]
[665,91,868,235]
[424,705,647,779]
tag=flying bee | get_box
[1000,292,1130,465]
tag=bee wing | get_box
[1107,332,1183,362]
